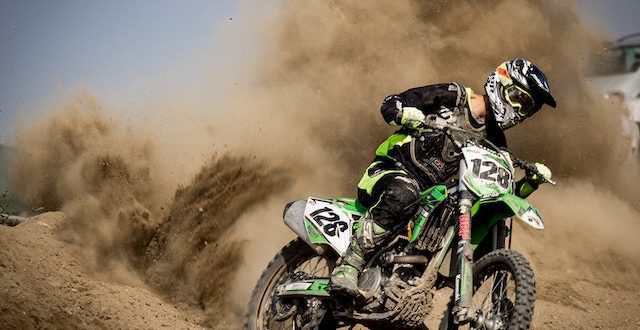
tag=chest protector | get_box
[377,85,487,188]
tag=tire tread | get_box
[473,249,535,330]
[243,239,313,329]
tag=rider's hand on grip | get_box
[423,116,448,130]
[401,107,426,128]
[531,163,555,185]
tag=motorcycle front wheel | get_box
[244,239,336,330]
[443,249,536,330]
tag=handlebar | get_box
[423,117,461,132]
[423,118,557,186]
[512,159,557,186]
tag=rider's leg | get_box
[328,213,388,296]
[329,165,420,296]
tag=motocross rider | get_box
[329,59,557,297]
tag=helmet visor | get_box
[504,85,537,117]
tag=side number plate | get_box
[304,197,352,255]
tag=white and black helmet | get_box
[484,59,556,129]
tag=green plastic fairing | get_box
[304,218,329,244]
[278,279,330,297]
[309,279,329,292]
[471,193,544,234]
[334,198,367,214]
[419,185,448,207]
[410,185,448,242]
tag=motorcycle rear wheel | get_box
[244,239,336,330]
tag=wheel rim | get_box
[256,254,334,329]
[471,266,516,330]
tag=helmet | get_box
[484,59,557,129]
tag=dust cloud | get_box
[9,91,168,269]
[256,0,634,185]
[248,0,640,285]
[8,0,640,327]
[9,91,292,327]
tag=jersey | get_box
[374,82,507,189]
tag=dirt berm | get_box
[0,213,202,329]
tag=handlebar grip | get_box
[516,160,556,186]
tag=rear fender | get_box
[283,197,364,256]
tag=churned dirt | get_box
[2,0,640,329]
[426,279,640,329]
[2,212,638,329]
[0,213,203,330]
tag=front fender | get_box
[471,193,544,230]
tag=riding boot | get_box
[329,215,389,297]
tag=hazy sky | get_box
[0,0,238,143]
[1,0,640,144]
[576,0,640,39]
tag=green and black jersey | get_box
[373,82,508,189]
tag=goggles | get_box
[504,85,538,117]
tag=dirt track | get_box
[0,213,203,330]
[425,263,640,329]
[1,212,638,329]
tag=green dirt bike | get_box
[245,118,554,329]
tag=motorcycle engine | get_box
[358,266,383,302]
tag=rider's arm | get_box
[380,83,464,127]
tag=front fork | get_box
[453,159,476,324]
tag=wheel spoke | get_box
[490,271,507,313]
[259,253,333,329]
[447,250,534,330]
[473,267,517,328]
[479,274,495,315]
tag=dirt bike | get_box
[244,117,555,329]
